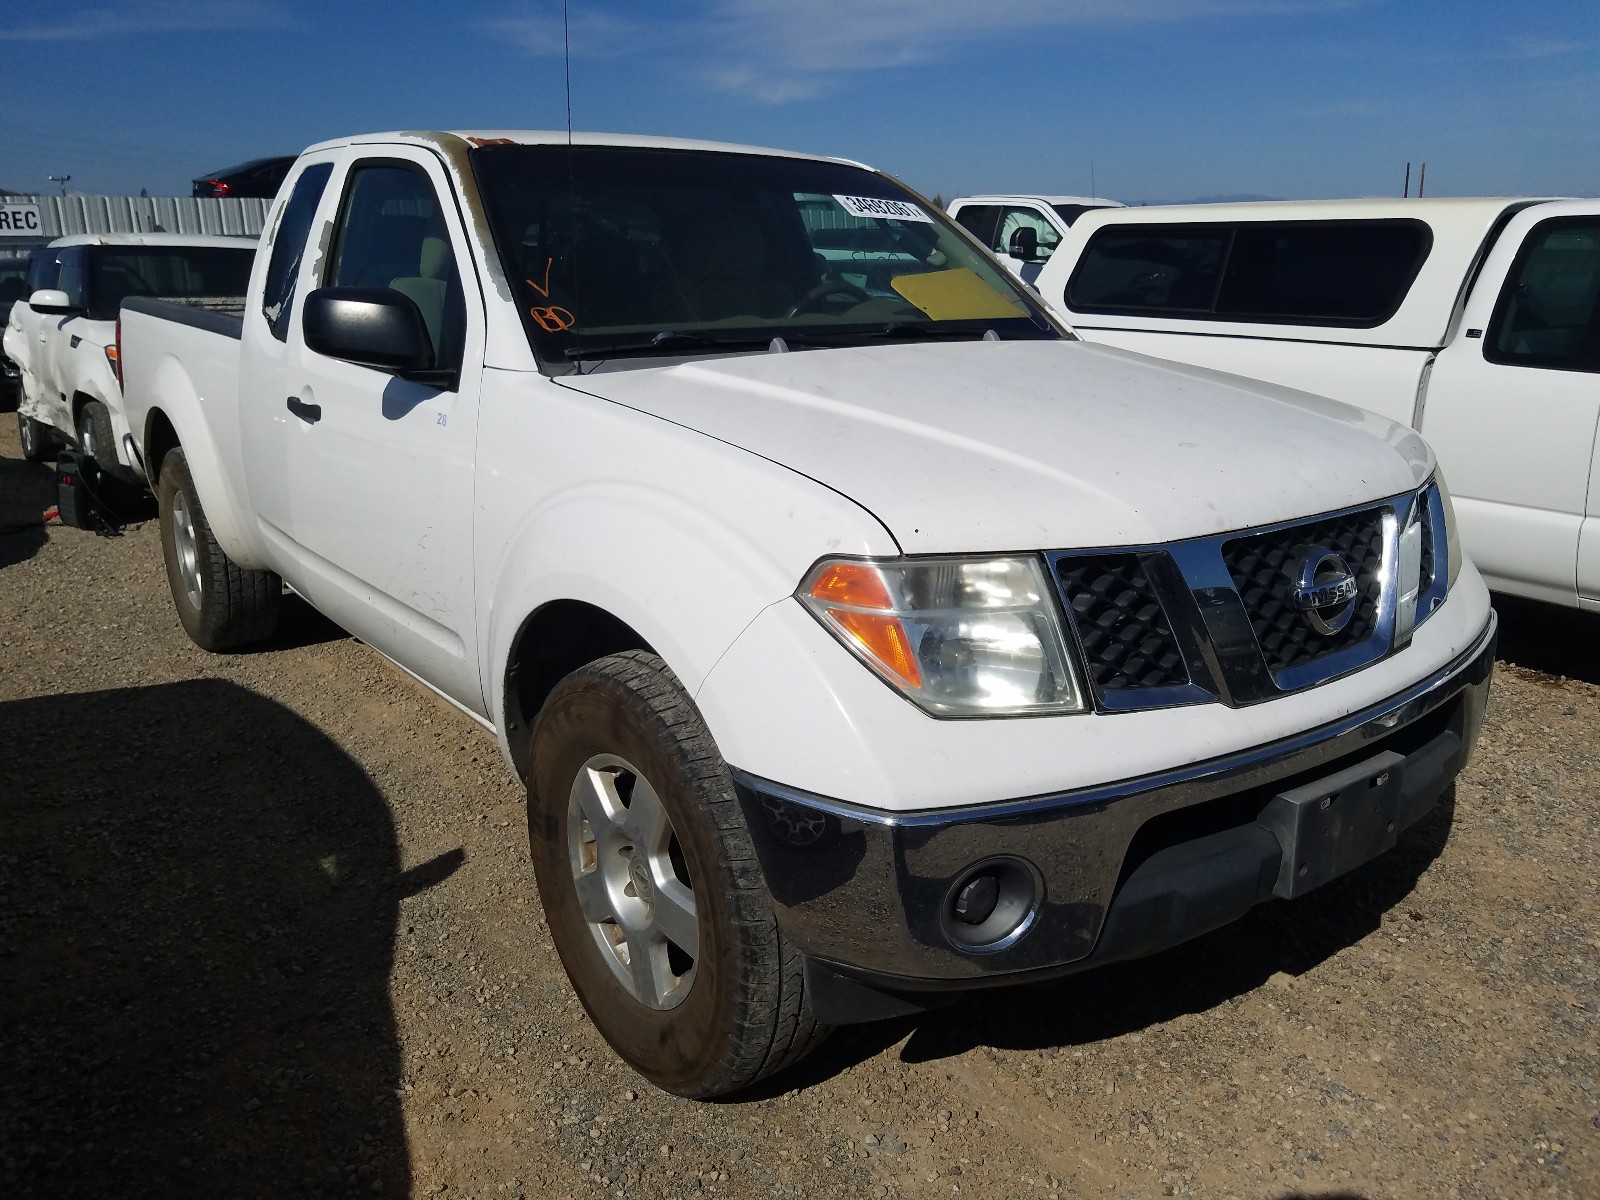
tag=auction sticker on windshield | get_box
[833,195,933,223]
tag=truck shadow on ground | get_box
[0,680,463,1199]
[1491,593,1600,686]
[0,448,55,569]
[250,591,352,653]
[767,796,1454,1090]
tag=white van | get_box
[1034,197,1600,611]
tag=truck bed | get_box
[122,295,244,340]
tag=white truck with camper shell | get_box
[1032,197,1600,612]
[116,130,1495,1098]
[947,193,1125,285]
[3,232,255,473]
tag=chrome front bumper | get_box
[734,612,1496,1021]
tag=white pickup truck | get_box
[117,131,1494,1098]
[3,233,255,475]
[1033,198,1600,611]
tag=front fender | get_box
[481,481,894,772]
[474,372,901,775]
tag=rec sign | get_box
[0,202,43,236]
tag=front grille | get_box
[1056,554,1189,692]
[1222,508,1387,676]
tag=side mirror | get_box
[302,287,435,374]
[29,289,82,317]
[1007,227,1039,261]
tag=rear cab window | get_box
[1066,219,1432,328]
[86,245,255,320]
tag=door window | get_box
[261,162,333,341]
[1487,217,1600,373]
[326,162,466,371]
[26,248,60,294]
[56,248,88,309]
[994,206,1060,262]
[952,204,1000,248]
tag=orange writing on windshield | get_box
[530,306,575,332]
[526,259,553,299]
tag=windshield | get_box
[86,246,255,320]
[470,145,1058,364]
[1051,203,1114,227]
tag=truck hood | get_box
[557,339,1432,553]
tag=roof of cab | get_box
[1068,196,1562,229]
[48,232,257,249]
[301,130,872,171]
[954,194,1126,209]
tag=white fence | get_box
[3,194,269,240]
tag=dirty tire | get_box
[156,446,281,652]
[528,651,829,1098]
[76,399,138,484]
[17,411,57,462]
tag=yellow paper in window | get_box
[890,268,1028,321]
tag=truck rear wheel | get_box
[527,650,828,1098]
[156,447,281,651]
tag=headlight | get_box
[1396,471,1458,645]
[1436,468,1462,589]
[1394,495,1426,646]
[799,555,1087,717]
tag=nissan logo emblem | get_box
[1294,547,1358,635]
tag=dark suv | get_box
[191,156,296,200]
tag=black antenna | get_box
[564,0,573,147]
[564,0,580,369]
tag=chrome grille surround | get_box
[1049,484,1445,713]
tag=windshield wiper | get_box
[865,322,1007,341]
[862,321,1059,343]
[565,330,837,361]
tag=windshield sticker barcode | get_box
[832,195,934,223]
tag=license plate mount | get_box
[1258,749,1407,899]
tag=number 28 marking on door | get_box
[436,413,448,427]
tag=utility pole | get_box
[48,174,70,197]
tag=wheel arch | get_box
[70,389,104,429]
[500,598,657,780]
[142,407,181,489]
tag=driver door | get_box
[273,151,486,712]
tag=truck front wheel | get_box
[76,400,139,485]
[17,412,58,463]
[527,650,828,1097]
[156,447,281,651]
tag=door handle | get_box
[286,396,322,424]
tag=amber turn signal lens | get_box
[808,560,894,610]
[833,610,922,688]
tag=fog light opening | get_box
[941,858,1040,953]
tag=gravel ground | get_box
[2,416,1597,1200]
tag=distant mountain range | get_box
[1149,193,1284,205]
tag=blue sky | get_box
[2,0,1595,201]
